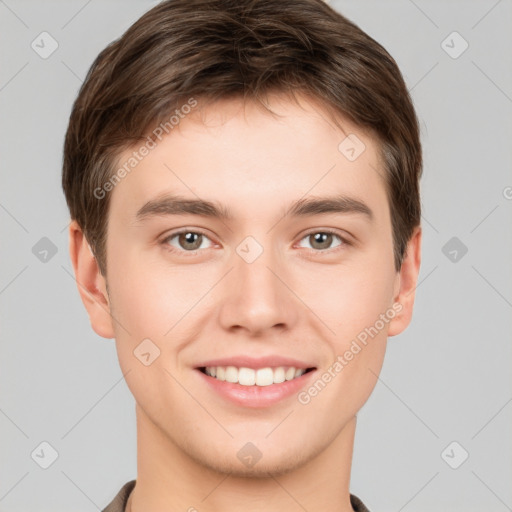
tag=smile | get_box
[199,366,315,386]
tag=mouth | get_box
[198,365,316,387]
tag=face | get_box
[78,92,418,476]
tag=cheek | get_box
[106,250,222,361]
[298,255,396,338]
[107,246,189,325]
[327,260,395,399]
[301,269,393,415]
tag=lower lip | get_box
[196,369,316,408]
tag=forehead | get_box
[108,92,388,222]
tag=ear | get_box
[68,220,115,339]
[388,225,422,337]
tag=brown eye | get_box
[298,231,344,251]
[178,232,203,250]
[164,231,212,252]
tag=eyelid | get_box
[160,227,352,255]
[161,228,216,253]
[295,228,351,252]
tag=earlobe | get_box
[68,220,115,339]
[388,225,422,337]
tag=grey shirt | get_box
[102,480,371,512]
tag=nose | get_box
[217,241,299,336]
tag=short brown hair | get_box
[62,0,422,275]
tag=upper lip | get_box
[195,355,316,370]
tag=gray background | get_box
[1,0,511,510]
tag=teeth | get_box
[238,366,256,386]
[204,366,308,386]
[273,367,285,383]
[225,366,238,383]
[286,367,296,380]
[255,367,273,386]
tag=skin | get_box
[69,92,421,512]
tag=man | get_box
[62,1,422,510]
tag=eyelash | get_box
[160,228,351,256]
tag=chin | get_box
[185,440,315,478]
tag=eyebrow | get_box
[135,193,373,222]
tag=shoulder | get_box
[350,492,371,512]
[100,482,370,512]
[102,480,136,512]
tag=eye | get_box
[297,230,346,251]
[162,230,214,252]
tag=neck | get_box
[129,404,357,512]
